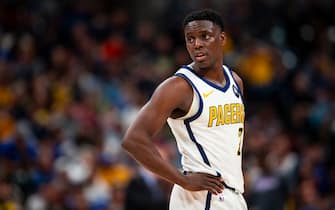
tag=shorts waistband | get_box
[182,171,241,194]
[222,182,241,194]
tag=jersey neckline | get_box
[181,65,231,92]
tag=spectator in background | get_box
[0,0,334,209]
[0,178,20,210]
[248,152,288,210]
[124,166,168,210]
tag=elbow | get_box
[122,129,150,155]
[121,137,131,152]
[121,135,137,154]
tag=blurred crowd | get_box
[0,0,334,210]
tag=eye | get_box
[186,37,194,43]
[202,34,210,40]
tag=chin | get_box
[195,61,210,69]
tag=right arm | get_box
[122,76,224,194]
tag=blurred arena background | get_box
[0,0,334,209]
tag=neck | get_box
[191,62,225,82]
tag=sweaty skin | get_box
[122,20,244,195]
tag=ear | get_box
[220,32,226,46]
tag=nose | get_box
[194,38,203,49]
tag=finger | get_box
[205,175,224,188]
[189,173,224,193]
[209,179,224,190]
[205,173,224,182]
[207,184,222,195]
[203,179,223,194]
[200,181,218,194]
[194,173,224,193]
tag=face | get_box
[184,20,225,69]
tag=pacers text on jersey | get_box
[208,103,245,127]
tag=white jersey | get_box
[167,65,245,193]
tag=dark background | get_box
[0,0,334,210]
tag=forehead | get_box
[184,20,218,34]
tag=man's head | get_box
[183,9,225,69]
[183,9,224,32]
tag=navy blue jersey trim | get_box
[175,71,213,209]
[174,73,203,122]
[184,122,211,165]
[175,73,210,165]
[181,65,231,92]
[205,192,212,210]
[226,67,245,101]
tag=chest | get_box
[197,84,245,127]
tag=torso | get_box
[167,64,245,192]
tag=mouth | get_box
[194,52,207,62]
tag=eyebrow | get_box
[185,29,214,35]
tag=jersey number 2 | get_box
[237,127,244,156]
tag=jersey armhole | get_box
[173,74,200,120]
[175,89,199,120]
[223,65,244,98]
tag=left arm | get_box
[232,71,244,96]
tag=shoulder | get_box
[231,71,244,95]
[149,75,194,115]
[155,75,193,97]
[231,71,243,86]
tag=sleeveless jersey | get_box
[167,65,245,193]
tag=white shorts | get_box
[169,184,248,210]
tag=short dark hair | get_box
[183,9,224,31]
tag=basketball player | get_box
[122,9,248,210]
